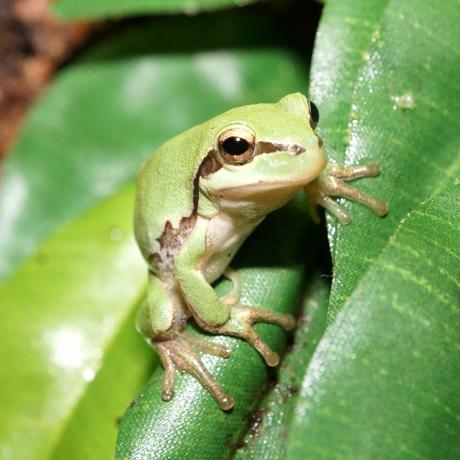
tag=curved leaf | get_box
[53,0,259,20]
[0,184,147,460]
[287,184,460,459]
[115,196,317,459]
[310,0,460,321]
[0,12,307,282]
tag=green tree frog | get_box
[134,93,387,410]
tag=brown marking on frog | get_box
[200,149,222,177]
[149,150,217,274]
[257,141,305,156]
[149,215,197,275]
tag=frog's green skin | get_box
[134,93,387,410]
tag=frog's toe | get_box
[183,330,230,358]
[246,330,280,367]
[211,305,295,367]
[316,194,352,224]
[154,335,234,410]
[304,161,388,224]
[327,162,380,180]
[329,179,388,218]
[155,343,176,401]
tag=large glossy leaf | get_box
[115,196,317,459]
[310,0,387,167]
[0,11,309,460]
[310,0,460,321]
[238,1,460,453]
[287,184,460,459]
[0,12,307,283]
[53,0,259,19]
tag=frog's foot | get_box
[154,332,234,410]
[204,305,296,367]
[304,162,388,225]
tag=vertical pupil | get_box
[223,137,249,155]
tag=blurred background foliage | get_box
[0,0,458,459]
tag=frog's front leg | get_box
[304,162,388,224]
[137,273,233,410]
[175,218,295,369]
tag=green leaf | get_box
[310,0,388,165]
[0,12,309,460]
[115,196,317,460]
[233,273,329,460]
[0,12,307,282]
[0,184,149,460]
[310,0,460,322]
[282,2,460,456]
[53,0,259,20]
[287,184,460,459]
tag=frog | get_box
[134,93,388,410]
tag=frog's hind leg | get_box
[304,162,388,225]
[154,333,234,411]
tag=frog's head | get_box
[199,93,327,214]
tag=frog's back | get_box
[134,124,205,263]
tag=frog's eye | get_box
[217,127,255,165]
[308,101,320,128]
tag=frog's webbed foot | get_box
[204,305,296,367]
[304,162,388,224]
[154,331,233,410]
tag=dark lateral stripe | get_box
[257,141,305,155]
